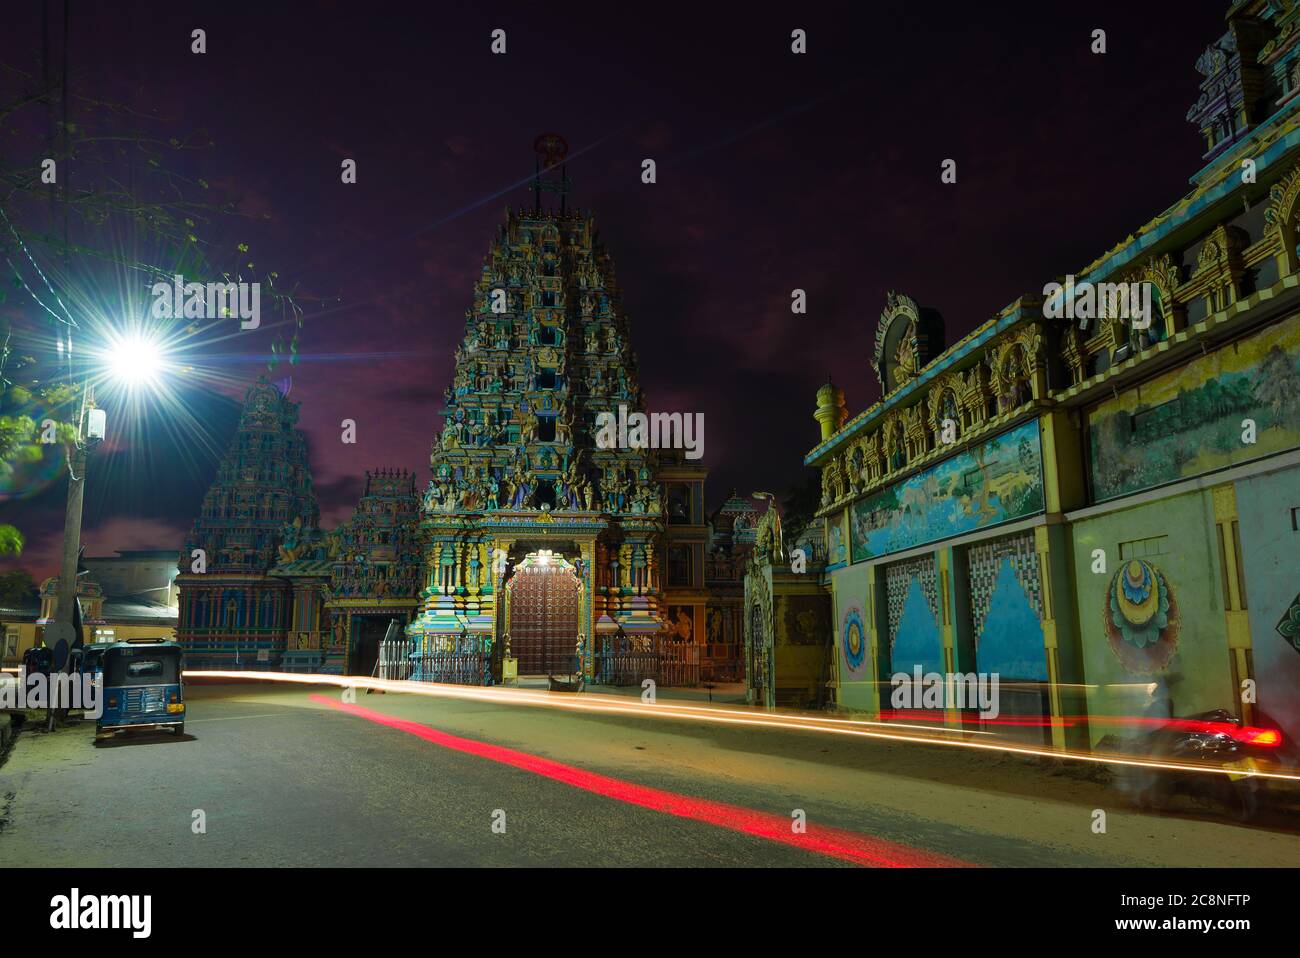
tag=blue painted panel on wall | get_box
[889,577,944,675]
[976,557,1048,680]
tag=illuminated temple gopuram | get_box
[175,146,742,684]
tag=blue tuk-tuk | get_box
[96,640,186,736]
[76,641,117,681]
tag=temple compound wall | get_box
[802,1,1300,751]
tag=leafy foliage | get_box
[0,51,321,548]
[0,567,36,605]
[779,470,823,550]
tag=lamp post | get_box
[48,382,103,663]
[49,332,165,672]
[44,380,103,731]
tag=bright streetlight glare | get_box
[103,333,167,389]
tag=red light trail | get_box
[310,694,972,868]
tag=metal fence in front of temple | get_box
[377,637,490,686]
[594,634,699,688]
[376,638,413,680]
[376,635,700,688]
[659,644,700,688]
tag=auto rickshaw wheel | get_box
[173,722,184,736]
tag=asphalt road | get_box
[2,682,1298,867]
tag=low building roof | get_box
[0,596,41,620]
[100,600,178,624]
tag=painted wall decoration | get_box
[667,605,695,642]
[850,419,1044,562]
[1071,489,1235,742]
[884,555,943,675]
[1278,594,1300,656]
[1088,317,1300,502]
[827,510,847,566]
[841,606,867,677]
[779,595,831,646]
[831,563,875,708]
[966,533,1047,680]
[1103,559,1181,674]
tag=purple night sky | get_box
[0,1,1225,579]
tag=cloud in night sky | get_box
[0,1,1226,578]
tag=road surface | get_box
[2,682,1297,866]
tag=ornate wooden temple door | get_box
[507,558,581,674]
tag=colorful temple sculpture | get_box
[174,142,738,684]
[791,0,1300,750]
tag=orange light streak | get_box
[184,670,1300,784]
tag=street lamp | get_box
[49,332,170,686]
[102,332,167,390]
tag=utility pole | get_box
[52,385,90,633]
[45,383,99,730]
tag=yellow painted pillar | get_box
[580,539,597,680]
[454,540,467,607]
[864,564,883,719]
[937,547,958,729]
[1034,525,1068,750]
[1035,409,1088,750]
[828,573,843,709]
[938,545,975,731]
[1212,484,1255,724]
[1039,410,1085,518]
[830,623,844,710]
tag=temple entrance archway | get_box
[505,551,582,675]
[348,614,401,676]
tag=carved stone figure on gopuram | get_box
[408,135,667,679]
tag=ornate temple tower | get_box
[324,468,423,674]
[408,137,666,680]
[175,378,321,668]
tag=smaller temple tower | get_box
[175,378,322,668]
[324,468,423,674]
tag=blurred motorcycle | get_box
[1121,709,1284,822]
